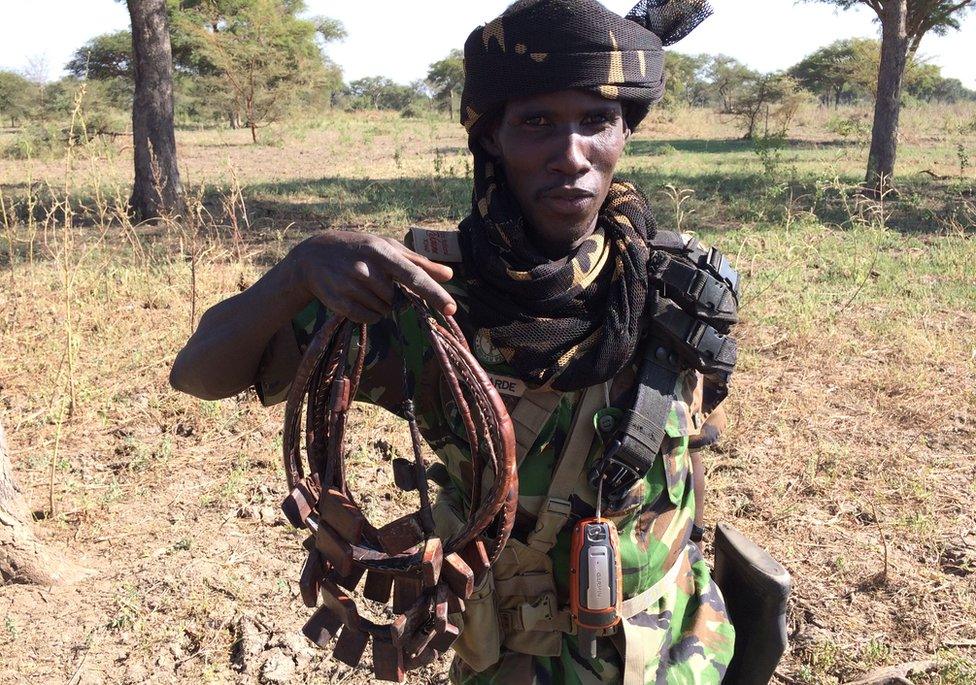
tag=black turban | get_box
[460,0,711,136]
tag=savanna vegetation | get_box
[0,1,974,684]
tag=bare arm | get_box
[169,230,456,401]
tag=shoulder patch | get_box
[408,227,463,263]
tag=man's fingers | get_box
[392,241,455,283]
[351,260,396,306]
[384,252,457,317]
[335,293,384,325]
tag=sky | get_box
[0,0,973,89]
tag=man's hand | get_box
[170,229,457,400]
[293,232,457,324]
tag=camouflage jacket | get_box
[255,255,723,604]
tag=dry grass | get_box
[0,103,974,684]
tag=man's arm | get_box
[169,231,457,401]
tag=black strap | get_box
[648,252,738,330]
[649,300,737,377]
[590,339,680,501]
[648,232,741,300]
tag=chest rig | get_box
[410,227,740,682]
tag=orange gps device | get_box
[569,516,623,657]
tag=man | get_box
[171,0,738,682]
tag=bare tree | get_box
[127,0,183,220]
[1,422,93,585]
[809,0,974,192]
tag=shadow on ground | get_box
[1,137,968,252]
[625,138,863,157]
[241,170,971,239]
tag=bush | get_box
[1,124,63,159]
[826,113,869,140]
[0,110,127,160]
[400,103,423,119]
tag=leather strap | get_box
[281,286,518,681]
[526,384,605,554]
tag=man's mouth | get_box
[539,187,597,214]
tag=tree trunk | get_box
[246,97,257,143]
[128,0,183,221]
[865,0,909,193]
[0,421,93,585]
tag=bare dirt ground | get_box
[0,106,974,684]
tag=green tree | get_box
[663,52,710,108]
[426,49,464,120]
[925,76,976,102]
[346,76,417,111]
[0,71,36,127]
[66,31,134,80]
[788,39,873,106]
[730,74,806,139]
[805,0,975,191]
[176,0,344,141]
[706,55,758,112]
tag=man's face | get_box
[482,89,630,259]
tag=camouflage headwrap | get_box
[460,0,713,136]
[456,0,711,391]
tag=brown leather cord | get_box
[281,286,517,682]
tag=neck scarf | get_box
[459,161,657,391]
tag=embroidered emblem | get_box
[474,329,506,364]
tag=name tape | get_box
[487,373,526,398]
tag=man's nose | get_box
[548,133,591,177]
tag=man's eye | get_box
[583,114,613,126]
[524,116,549,127]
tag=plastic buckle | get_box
[543,497,573,519]
[591,438,646,496]
[685,321,729,369]
[707,246,740,298]
[691,271,731,316]
[518,592,556,631]
[529,496,574,550]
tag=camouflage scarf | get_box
[458,160,656,391]
[456,0,711,391]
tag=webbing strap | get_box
[619,545,689,619]
[613,545,691,685]
[502,545,691,640]
[650,300,737,376]
[648,252,738,328]
[526,384,605,554]
[510,388,563,466]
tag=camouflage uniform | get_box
[257,248,735,684]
